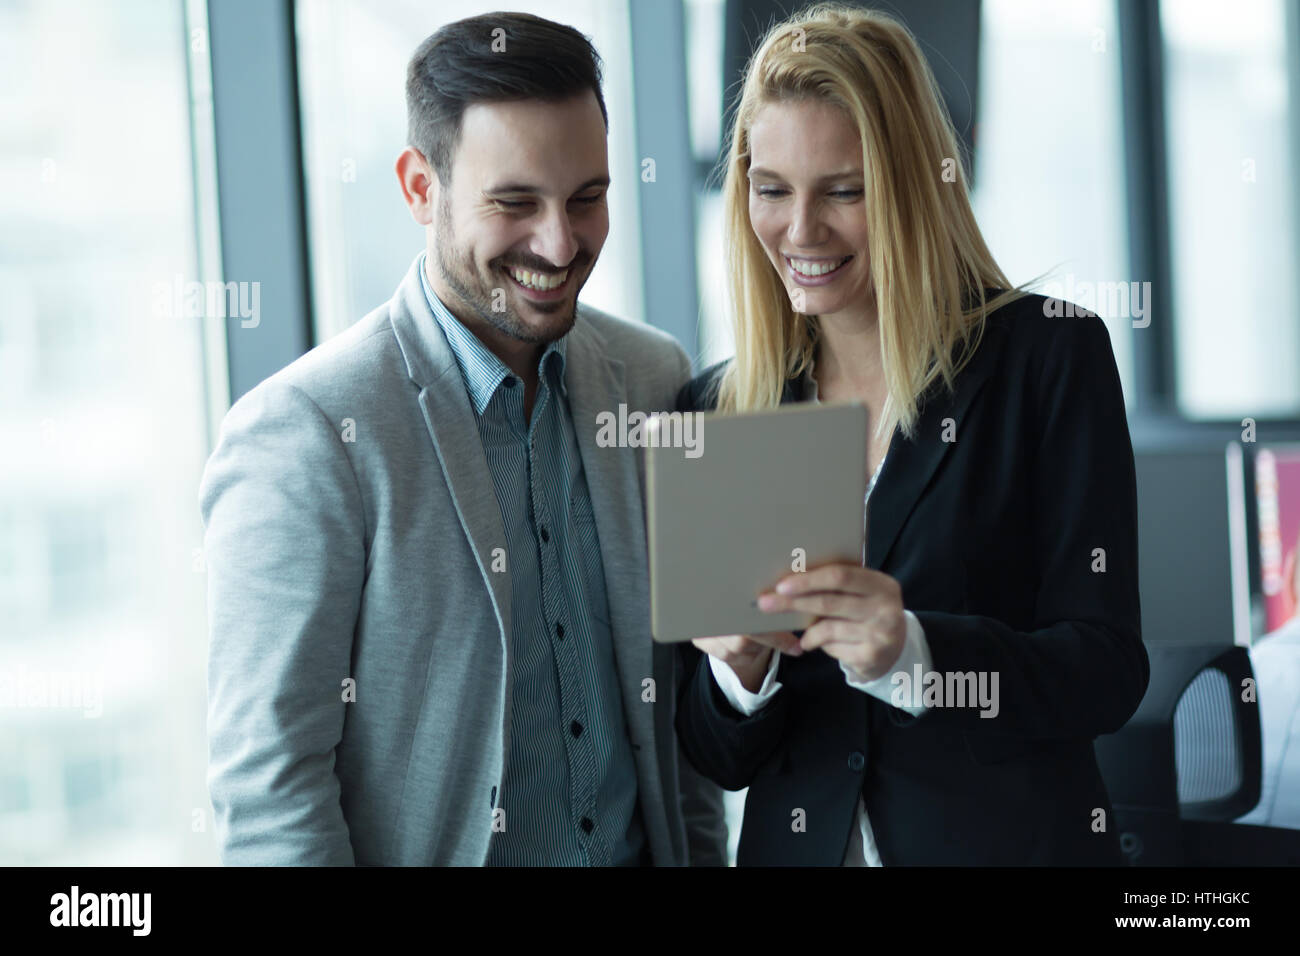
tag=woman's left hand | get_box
[757,563,907,682]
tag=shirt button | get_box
[540,526,549,543]
[555,622,564,639]
[502,376,516,389]
[580,817,594,833]
[570,720,583,738]
[847,752,865,772]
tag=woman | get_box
[675,3,1149,866]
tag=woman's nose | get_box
[787,197,827,247]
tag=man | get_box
[200,12,725,865]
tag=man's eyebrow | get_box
[483,176,612,195]
[747,167,862,182]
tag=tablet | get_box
[646,400,869,644]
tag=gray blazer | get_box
[199,255,727,865]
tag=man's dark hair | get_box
[405,12,608,185]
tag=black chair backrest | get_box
[1094,643,1263,863]
[1174,657,1260,820]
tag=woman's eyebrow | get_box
[747,166,862,182]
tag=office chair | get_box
[1094,643,1300,865]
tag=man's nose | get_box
[531,207,579,268]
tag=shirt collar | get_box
[418,251,568,415]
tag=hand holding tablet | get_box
[645,401,869,645]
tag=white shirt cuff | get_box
[709,648,783,717]
[840,610,931,716]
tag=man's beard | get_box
[433,197,583,345]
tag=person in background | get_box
[675,2,1149,865]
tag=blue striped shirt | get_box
[418,254,644,865]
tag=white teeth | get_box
[509,267,568,291]
[789,256,850,277]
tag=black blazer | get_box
[674,293,1149,866]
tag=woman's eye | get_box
[754,187,861,200]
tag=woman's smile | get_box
[785,253,855,286]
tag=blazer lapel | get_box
[565,313,681,861]
[563,317,653,712]
[389,256,513,647]
[865,319,1008,570]
[781,318,1009,572]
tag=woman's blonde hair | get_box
[714,2,1028,440]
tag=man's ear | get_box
[396,146,438,225]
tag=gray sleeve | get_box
[677,737,731,866]
[199,381,365,865]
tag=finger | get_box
[692,635,748,657]
[758,590,870,620]
[798,618,867,652]
[772,562,874,597]
[744,630,802,654]
[692,633,796,660]
[815,638,877,675]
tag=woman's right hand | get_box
[691,632,802,693]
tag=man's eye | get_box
[494,199,532,209]
[572,193,605,205]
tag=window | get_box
[1162,0,1299,420]
[0,0,218,864]
[684,0,730,367]
[974,0,1134,401]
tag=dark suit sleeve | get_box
[674,643,790,791]
[911,314,1149,739]
[673,379,695,414]
[673,360,728,414]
